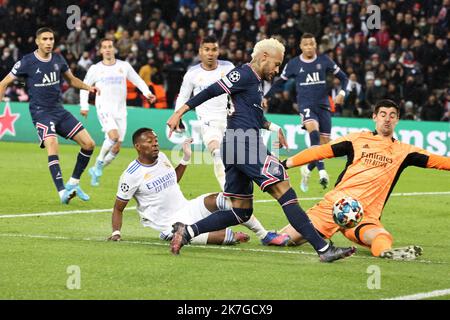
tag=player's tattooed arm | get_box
[263,119,289,150]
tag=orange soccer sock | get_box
[371,234,393,257]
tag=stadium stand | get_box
[0,0,448,120]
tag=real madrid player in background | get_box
[167,38,356,262]
[108,127,250,246]
[80,38,156,187]
[175,35,290,246]
[0,27,99,204]
[279,100,450,260]
[264,33,349,192]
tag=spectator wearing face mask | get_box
[67,24,88,59]
[0,47,15,79]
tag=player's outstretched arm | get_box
[125,62,156,103]
[79,66,96,117]
[284,144,335,169]
[108,198,128,241]
[167,105,190,136]
[167,80,226,136]
[426,154,450,170]
[0,74,16,101]
[175,138,193,182]
[63,70,100,95]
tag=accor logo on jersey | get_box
[35,72,60,87]
[361,151,393,167]
[300,72,326,86]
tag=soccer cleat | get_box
[300,165,310,193]
[65,183,90,201]
[319,170,329,189]
[95,160,104,175]
[88,167,101,187]
[261,232,291,246]
[170,222,190,255]
[233,231,250,244]
[60,188,76,204]
[75,185,90,201]
[319,244,356,263]
[380,246,423,261]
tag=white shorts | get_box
[159,194,212,244]
[97,111,127,141]
[200,119,226,148]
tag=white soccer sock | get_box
[97,138,116,162]
[222,228,235,245]
[216,192,231,211]
[68,177,79,185]
[103,151,118,167]
[212,149,225,191]
[242,215,268,240]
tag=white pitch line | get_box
[383,288,450,300]
[0,233,446,265]
[1,191,449,218]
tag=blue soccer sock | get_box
[187,207,253,240]
[317,159,325,171]
[277,188,328,252]
[307,130,321,171]
[72,149,94,180]
[48,155,64,192]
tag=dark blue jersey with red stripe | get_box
[186,63,266,131]
[280,54,348,110]
[10,51,69,115]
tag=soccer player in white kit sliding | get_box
[80,38,156,187]
[108,128,249,246]
[175,35,289,246]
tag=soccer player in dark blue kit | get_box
[264,33,349,192]
[167,38,355,262]
[0,27,99,204]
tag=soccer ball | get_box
[332,196,363,229]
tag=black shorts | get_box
[31,107,84,148]
[299,106,331,136]
[221,132,288,199]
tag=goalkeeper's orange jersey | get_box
[290,130,450,223]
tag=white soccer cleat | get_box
[300,165,310,193]
[380,245,423,261]
[319,169,329,189]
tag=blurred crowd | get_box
[0,0,449,121]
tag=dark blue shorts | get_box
[31,107,84,148]
[221,134,288,199]
[299,106,332,136]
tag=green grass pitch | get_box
[0,141,449,300]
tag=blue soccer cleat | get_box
[65,183,90,201]
[261,231,291,246]
[88,167,100,187]
[60,188,76,204]
[95,160,104,175]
